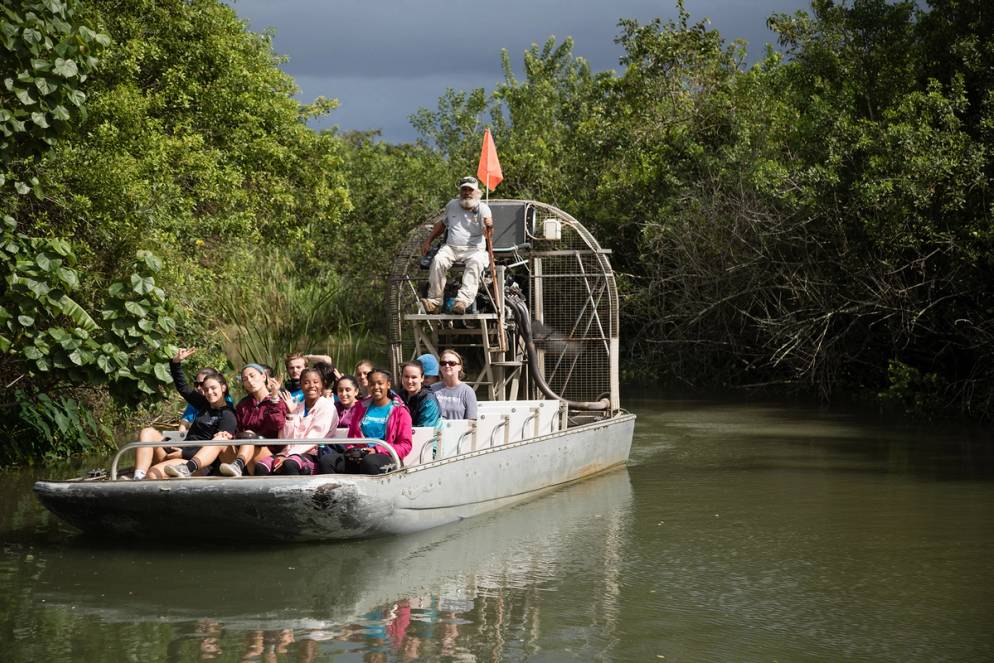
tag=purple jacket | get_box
[346,399,413,460]
[336,401,361,431]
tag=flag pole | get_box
[479,128,507,351]
[484,185,506,352]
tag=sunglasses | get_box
[194,380,206,387]
[439,360,460,367]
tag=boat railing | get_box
[519,410,539,439]
[418,439,433,464]
[110,438,403,480]
[487,415,510,448]
[455,428,476,455]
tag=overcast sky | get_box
[228,1,812,143]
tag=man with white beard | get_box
[420,176,494,314]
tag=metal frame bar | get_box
[529,250,614,256]
[110,438,403,480]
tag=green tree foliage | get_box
[1,0,354,463]
[4,0,992,468]
[407,0,994,417]
[1,213,179,463]
[598,9,794,385]
[0,0,108,195]
[1,216,176,395]
[410,37,612,209]
[336,130,449,284]
[488,38,613,208]
[15,0,350,282]
[759,0,993,411]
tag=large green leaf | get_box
[124,301,147,317]
[58,294,97,331]
[47,327,69,342]
[130,273,153,295]
[24,278,50,298]
[14,87,35,105]
[48,238,71,256]
[52,58,77,78]
[22,27,42,45]
[153,362,171,382]
[57,266,78,288]
[66,88,84,106]
[34,76,53,95]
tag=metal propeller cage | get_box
[388,200,620,412]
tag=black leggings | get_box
[254,458,305,475]
[317,450,395,475]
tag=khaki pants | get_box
[426,244,487,307]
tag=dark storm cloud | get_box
[235,0,807,77]
[235,0,655,78]
[228,0,812,141]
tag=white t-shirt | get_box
[444,199,492,249]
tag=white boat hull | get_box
[34,414,635,541]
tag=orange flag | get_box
[477,128,503,191]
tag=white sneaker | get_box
[218,462,243,477]
[165,463,192,478]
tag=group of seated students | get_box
[128,347,477,480]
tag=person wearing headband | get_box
[209,362,290,478]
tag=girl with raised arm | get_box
[256,367,338,475]
[144,348,237,479]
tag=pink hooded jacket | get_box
[280,395,339,457]
[346,399,413,460]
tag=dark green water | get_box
[2,399,993,662]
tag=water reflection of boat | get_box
[34,200,634,541]
[32,469,633,634]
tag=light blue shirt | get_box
[360,402,394,442]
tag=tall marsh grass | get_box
[216,257,387,376]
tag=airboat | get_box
[33,200,635,541]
